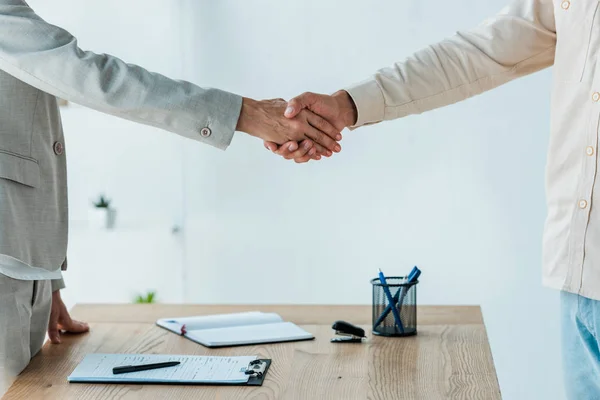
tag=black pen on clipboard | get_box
[112,361,181,375]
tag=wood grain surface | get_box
[3,305,500,400]
[69,304,484,326]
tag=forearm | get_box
[0,0,241,150]
[345,0,556,127]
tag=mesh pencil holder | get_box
[371,276,418,337]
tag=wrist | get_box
[333,90,357,127]
[236,97,260,136]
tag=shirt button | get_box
[561,0,570,9]
[53,141,64,156]
[593,92,600,102]
[579,200,588,209]
[587,146,595,156]
[200,127,212,138]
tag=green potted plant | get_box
[89,194,117,229]
[134,291,157,304]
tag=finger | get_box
[47,309,61,344]
[275,141,298,155]
[304,123,341,153]
[307,113,342,141]
[286,146,315,160]
[313,142,333,158]
[57,304,90,334]
[264,141,279,152]
[288,140,315,160]
[275,141,300,159]
[282,140,315,161]
[299,110,341,153]
[60,319,90,334]
[273,140,314,161]
[284,92,316,119]
[294,153,314,163]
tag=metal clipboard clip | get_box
[331,320,366,343]
[245,359,268,378]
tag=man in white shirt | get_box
[267,0,598,397]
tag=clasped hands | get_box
[236,90,357,163]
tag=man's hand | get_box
[237,97,342,154]
[263,139,323,163]
[48,290,89,344]
[285,90,357,130]
[265,91,357,163]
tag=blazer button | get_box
[53,141,64,156]
[200,127,212,138]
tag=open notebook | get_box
[156,312,314,348]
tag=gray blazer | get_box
[0,0,242,286]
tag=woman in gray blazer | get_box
[0,0,342,393]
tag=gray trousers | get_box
[0,275,51,395]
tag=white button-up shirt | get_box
[346,0,600,300]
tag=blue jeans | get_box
[562,291,600,399]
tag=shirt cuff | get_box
[51,276,66,292]
[344,78,386,129]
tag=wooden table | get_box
[3,305,501,400]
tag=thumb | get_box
[284,93,314,119]
[47,309,61,344]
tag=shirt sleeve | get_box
[345,0,557,128]
[0,0,242,150]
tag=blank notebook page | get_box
[159,312,283,331]
[186,322,314,347]
[68,354,256,384]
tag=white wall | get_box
[26,0,187,304]
[23,0,564,399]
[180,1,563,399]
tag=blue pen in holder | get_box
[371,276,418,337]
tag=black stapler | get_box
[331,320,366,343]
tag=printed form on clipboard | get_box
[156,312,314,348]
[68,354,272,386]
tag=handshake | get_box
[235,90,358,163]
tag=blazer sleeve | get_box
[345,0,557,128]
[0,0,242,150]
[51,275,65,292]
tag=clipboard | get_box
[67,354,272,386]
[243,359,271,386]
